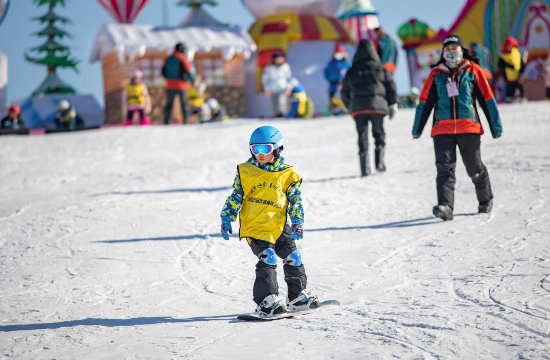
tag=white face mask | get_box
[443,50,463,68]
[334,53,344,61]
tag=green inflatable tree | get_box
[26,0,79,96]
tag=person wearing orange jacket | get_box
[162,43,193,125]
[412,35,503,221]
[374,27,398,75]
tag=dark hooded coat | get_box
[342,40,398,115]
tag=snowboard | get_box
[237,300,340,321]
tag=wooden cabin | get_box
[90,24,256,124]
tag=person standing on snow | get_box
[55,100,78,131]
[220,126,319,317]
[324,43,351,111]
[498,37,523,103]
[412,35,503,221]
[261,52,292,118]
[122,70,151,126]
[375,27,398,75]
[1,105,25,130]
[162,43,192,125]
[545,55,550,100]
[287,78,310,119]
[470,42,492,80]
[342,39,398,177]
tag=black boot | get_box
[360,153,370,177]
[433,204,453,221]
[479,199,493,213]
[375,146,386,172]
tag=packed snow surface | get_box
[1,103,549,359]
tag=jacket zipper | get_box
[450,73,459,134]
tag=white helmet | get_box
[206,98,219,110]
[411,87,420,96]
[57,100,70,111]
[290,78,300,89]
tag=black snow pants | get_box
[433,134,493,210]
[164,88,190,125]
[248,224,307,305]
[354,113,385,155]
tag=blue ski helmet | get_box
[249,126,284,158]
[250,126,283,146]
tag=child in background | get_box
[287,78,310,119]
[122,70,151,126]
[1,105,26,130]
[55,100,78,131]
[545,55,550,100]
[220,126,319,317]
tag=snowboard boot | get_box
[359,153,371,177]
[124,119,132,126]
[479,199,493,214]
[255,294,287,317]
[287,290,320,312]
[433,204,454,221]
[375,146,386,172]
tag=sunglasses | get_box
[250,139,284,156]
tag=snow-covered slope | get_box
[1,103,549,359]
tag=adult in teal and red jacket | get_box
[412,35,503,221]
[375,27,398,74]
[162,43,193,125]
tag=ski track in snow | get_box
[0,103,549,359]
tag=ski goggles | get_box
[250,139,283,155]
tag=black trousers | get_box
[248,224,307,305]
[354,113,385,155]
[164,88,190,125]
[433,134,493,210]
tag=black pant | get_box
[433,134,493,210]
[505,81,523,99]
[248,224,307,305]
[354,113,385,155]
[164,88,190,125]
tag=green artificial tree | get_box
[26,0,79,96]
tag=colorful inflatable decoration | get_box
[397,19,439,91]
[0,0,9,27]
[242,0,355,116]
[401,0,550,101]
[398,19,437,50]
[249,13,353,91]
[241,0,341,19]
[97,0,151,24]
[339,0,380,43]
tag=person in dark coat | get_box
[342,39,398,177]
[162,43,192,125]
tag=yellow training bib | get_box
[126,83,146,106]
[238,162,301,244]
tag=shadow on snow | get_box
[93,233,228,244]
[0,315,242,332]
[308,214,478,232]
[91,186,232,196]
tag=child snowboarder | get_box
[122,70,151,126]
[220,126,319,317]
